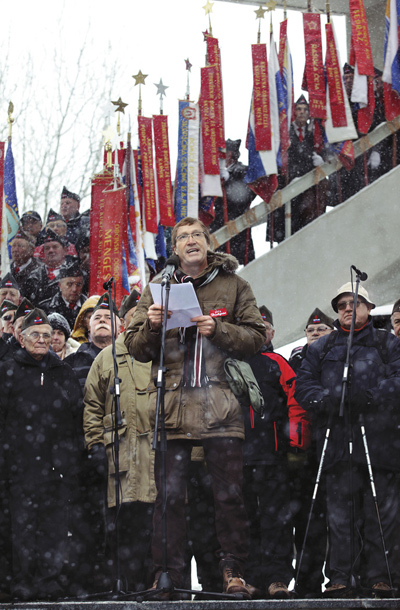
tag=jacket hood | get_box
[206,250,239,274]
[71,295,101,343]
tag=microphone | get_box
[103,277,114,290]
[351,265,368,281]
[161,254,179,285]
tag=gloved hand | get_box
[351,391,373,418]
[219,158,230,181]
[88,443,108,479]
[309,395,339,414]
[367,150,381,170]
[312,151,324,167]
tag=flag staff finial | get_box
[7,102,14,141]
[133,70,148,117]
[203,1,214,37]
[154,79,169,115]
[111,97,128,137]
[254,6,267,43]
[185,58,192,100]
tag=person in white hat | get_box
[295,281,400,599]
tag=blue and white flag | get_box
[383,0,400,95]
[4,140,19,259]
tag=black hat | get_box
[61,186,80,203]
[259,305,273,326]
[343,62,354,75]
[48,312,71,339]
[21,210,42,223]
[119,288,141,319]
[46,208,66,225]
[305,308,334,329]
[295,94,309,107]
[21,308,50,332]
[58,261,83,280]
[0,300,17,317]
[0,273,19,291]
[14,298,34,321]
[392,299,400,315]
[225,139,241,157]
[93,292,119,317]
[13,227,35,246]
[42,227,68,248]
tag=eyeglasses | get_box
[175,231,207,243]
[305,326,331,334]
[337,300,363,311]
[24,331,52,342]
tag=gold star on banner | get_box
[185,58,192,72]
[132,70,148,86]
[102,125,114,144]
[308,20,318,30]
[265,0,277,11]
[203,1,214,15]
[255,6,267,19]
[111,97,128,113]
[154,79,168,98]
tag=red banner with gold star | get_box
[325,22,347,128]
[138,116,158,234]
[251,44,271,151]
[152,115,175,227]
[303,13,326,119]
[349,0,374,75]
[199,66,220,175]
[206,35,225,150]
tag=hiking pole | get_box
[359,414,394,596]
[293,408,332,594]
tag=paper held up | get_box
[150,283,202,330]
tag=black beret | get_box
[259,305,273,326]
[0,273,19,291]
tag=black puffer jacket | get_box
[294,320,400,471]
[0,347,82,485]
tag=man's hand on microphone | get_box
[148,304,171,331]
[191,315,216,337]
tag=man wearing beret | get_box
[289,307,335,374]
[295,282,400,598]
[0,273,21,307]
[391,299,400,339]
[10,228,44,302]
[30,228,73,304]
[20,211,43,244]
[0,308,81,600]
[34,209,77,259]
[59,186,90,245]
[39,261,87,330]
[119,288,141,329]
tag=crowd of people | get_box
[0,211,399,602]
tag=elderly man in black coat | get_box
[295,282,400,599]
[0,308,81,601]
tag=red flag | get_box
[0,143,4,242]
[349,0,374,76]
[325,23,347,128]
[152,115,175,227]
[357,75,376,134]
[303,13,326,119]
[199,66,220,175]
[138,116,158,234]
[206,35,225,150]
[251,44,271,151]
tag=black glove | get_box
[350,392,372,418]
[88,443,108,479]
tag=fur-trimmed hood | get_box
[206,250,239,274]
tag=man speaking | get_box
[125,217,266,599]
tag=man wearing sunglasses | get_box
[295,282,400,599]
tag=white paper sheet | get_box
[150,283,202,330]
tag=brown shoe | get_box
[371,582,392,598]
[221,559,251,599]
[268,582,291,599]
[324,583,354,598]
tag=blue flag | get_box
[4,140,19,257]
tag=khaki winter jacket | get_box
[125,251,266,441]
[83,332,156,507]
